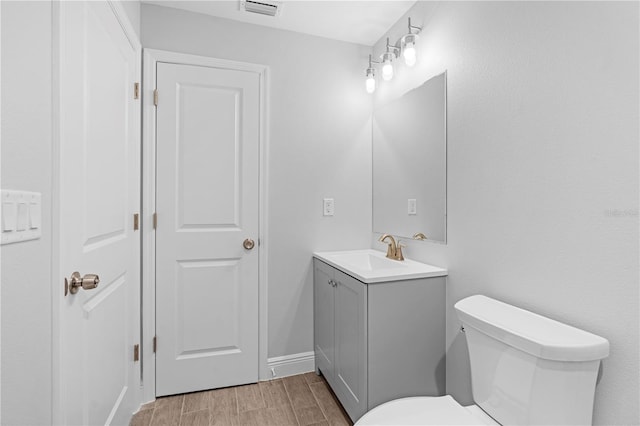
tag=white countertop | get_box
[313,249,448,284]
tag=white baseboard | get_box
[266,351,315,379]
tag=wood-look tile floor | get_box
[130,372,353,426]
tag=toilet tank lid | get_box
[454,295,610,362]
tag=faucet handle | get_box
[396,240,405,261]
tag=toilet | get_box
[356,295,610,425]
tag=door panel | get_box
[58,2,140,425]
[176,259,241,355]
[84,6,129,243]
[177,84,241,228]
[156,62,260,396]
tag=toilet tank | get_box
[454,295,609,426]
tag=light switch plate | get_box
[1,190,42,245]
[408,198,417,215]
[323,198,335,216]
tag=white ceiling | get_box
[142,0,417,46]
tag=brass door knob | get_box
[243,238,255,250]
[65,271,100,296]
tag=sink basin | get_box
[339,252,408,272]
[313,249,447,283]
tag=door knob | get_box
[65,271,100,296]
[243,238,255,250]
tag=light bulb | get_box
[403,42,417,67]
[366,72,376,94]
[365,55,376,93]
[382,58,393,81]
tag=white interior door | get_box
[58,2,140,424]
[155,62,260,396]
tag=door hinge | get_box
[134,82,140,100]
[153,336,157,353]
[133,213,139,231]
[153,212,158,230]
[153,89,158,106]
[133,344,140,362]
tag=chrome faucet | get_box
[378,234,405,261]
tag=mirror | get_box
[372,72,447,243]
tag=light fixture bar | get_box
[364,17,423,92]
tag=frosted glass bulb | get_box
[366,76,376,94]
[403,43,417,67]
[382,61,393,81]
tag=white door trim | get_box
[51,1,142,423]
[142,49,270,404]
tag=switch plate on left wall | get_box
[1,190,42,245]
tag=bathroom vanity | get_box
[313,250,447,422]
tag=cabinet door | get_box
[314,260,336,381]
[367,277,446,408]
[334,270,368,422]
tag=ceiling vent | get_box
[240,0,282,17]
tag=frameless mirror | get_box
[372,72,447,243]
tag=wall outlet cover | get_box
[323,198,335,216]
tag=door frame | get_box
[141,49,270,404]
[51,1,142,423]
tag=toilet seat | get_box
[355,395,499,426]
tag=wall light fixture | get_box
[365,17,422,93]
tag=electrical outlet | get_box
[323,198,335,216]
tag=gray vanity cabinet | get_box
[314,259,367,421]
[313,258,446,422]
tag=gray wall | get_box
[141,4,373,359]
[1,2,53,424]
[120,0,141,39]
[372,2,639,424]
